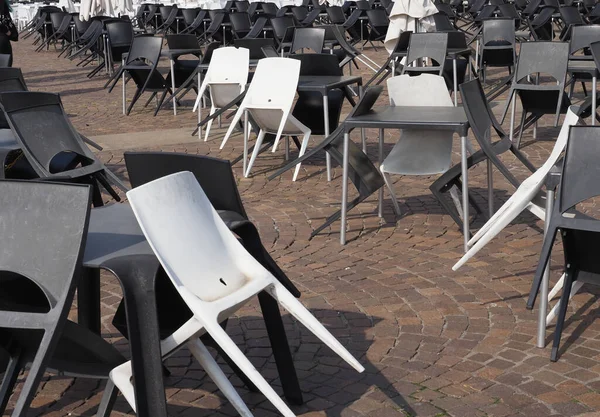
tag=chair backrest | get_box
[181,8,199,25]
[235,1,250,12]
[558,126,600,213]
[0,68,27,92]
[0,180,91,311]
[291,53,342,76]
[387,74,452,107]
[459,78,505,150]
[73,15,92,34]
[126,35,163,66]
[203,46,249,86]
[366,8,389,27]
[127,171,265,302]
[432,13,455,31]
[159,5,175,21]
[447,30,467,49]
[569,25,600,55]
[498,3,519,19]
[0,54,9,68]
[166,33,200,50]
[233,38,275,59]
[291,6,308,22]
[0,92,100,176]
[124,152,247,218]
[326,6,346,24]
[482,18,515,46]
[391,30,412,56]
[271,16,295,40]
[403,32,448,73]
[262,44,279,57]
[106,20,134,48]
[50,12,68,30]
[514,41,568,84]
[229,12,251,32]
[559,5,584,26]
[290,27,325,53]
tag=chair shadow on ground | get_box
[14,310,414,417]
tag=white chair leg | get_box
[292,131,311,182]
[380,171,401,216]
[245,130,266,178]
[109,362,136,413]
[204,106,216,142]
[468,198,516,246]
[548,273,566,301]
[187,338,254,417]
[546,280,584,325]
[268,282,365,373]
[202,321,297,417]
[454,201,527,270]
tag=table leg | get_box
[341,132,349,245]
[78,267,101,335]
[509,94,516,143]
[487,160,493,218]
[475,39,479,75]
[223,25,227,46]
[170,58,177,116]
[243,109,249,175]
[257,292,303,405]
[460,135,469,252]
[122,66,126,115]
[593,75,597,126]
[453,58,458,107]
[378,128,384,218]
[197,72,202,139]
[537,188,554,348]
[323,95,332,181]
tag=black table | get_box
[567,59,598,126]
[342,106,471,249]
[297,75,363,181]
[81,203,303,417]
[161,48,203,116]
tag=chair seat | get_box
[381,130,453,176]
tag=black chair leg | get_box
[95,379,119,417]
[127,88,144,115]
[144,92,158,108]
[0,346,24,415]
[551,271,575,362]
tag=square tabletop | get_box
[297,75,362,94]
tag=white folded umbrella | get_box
[384,0,438,54]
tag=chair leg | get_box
[292,131,310,181]
[127,88,143,115]
[187,339,253,417]
[245,130,266,178]
[95,379,119,417]
[269,282,364,373]
[109,362,136,412]
[551,271,575,362]
[381,171,401,216]
[144,92,158,108]
[0,347,23,415]
[516,110,527,149]
[153,90,170,116]
[204,106,216,142]
[202,321,296,417]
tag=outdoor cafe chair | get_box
[165,34,202,88]
[0,180,124,417]
[271,16,295,53]
[221,58,311,180]
[380,74,454,216]
[453,106,580,271]
[401,32,448,77]
[0,91,127,205]
[479,18,516,84]
[567,25,600,98]
[526,126,600,362]
[192,46,249,142]
[290,27,325,54]
[365,8,389,48]
[120,171,365,416]
[500,41,570,148]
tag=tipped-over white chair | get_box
[221,57,311,181]
[192,47,250,142]
[452,106,580,271]
[380,74,454,215]
[124,171,364,417]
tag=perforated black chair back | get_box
[401,32,448,76]
[290,27,325,53]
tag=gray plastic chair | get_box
[290,27,325,54]
[501,41,570,148]
[381,74,454,215]
[0,180,124,417]
[401,32,448,76]
[479,19,516,83]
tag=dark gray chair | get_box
[401,32,448,76]
[479,18,516,83]
[290,27,325,53]
[0,180,124,416]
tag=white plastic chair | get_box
[452,106,580,271]
[380,74,454,215]
[125,171,364,417]
[192,47,250,142]
[221,57,311,181]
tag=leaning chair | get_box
[117,171,365,417]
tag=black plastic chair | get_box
[567,25,600,98]
[262,44,279,57]
[559,5,586,41]
[229,11,252,38]
[241,16,269,39]
[432,12,456,31]
[364,30,411,87]
[271,16,295,52]
[36,12,72,52]
[430,79,537,233]
[108,36,171,116]
[365,8,388,47]
[479,18,516,83]
[501,41,570,148]
[233,38,275,59]
[204,11,228,44]
[526,126,600,362]
[401,32,448,76]
[290,27,325,53]
[0,91,127,204]
[181,9,207,36]
[526,6,556,40]
[269,86,385,238]
[326,6,347,25]
[0,68,27,130]
[105,20,134,72]
[0,180,125,417]
[442,31,469,93]
[165,34,201,88]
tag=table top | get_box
[568,60,598,75]
[297,75,362,94]
[345,105,469,136]
[161,48,203,59]
[198,59,259,70]
[83,203,152,268]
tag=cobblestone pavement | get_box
[5,34,600,417]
